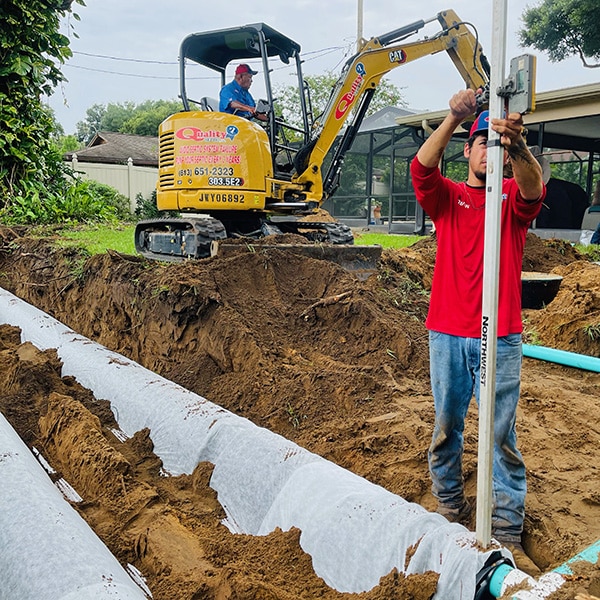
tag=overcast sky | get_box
[47,0,599,134]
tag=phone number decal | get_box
[178,167,235,177]
[208,177,244,186]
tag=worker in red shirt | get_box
[410,88,545,576]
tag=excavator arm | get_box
[292,9,490,201]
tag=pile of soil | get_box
[0,226,598,599]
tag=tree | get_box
[119,100,182,137]
[76,99,181,142]
[0,0,84,208]
[0,1,137,225]
[519,0,600,68]
[274,72,405,132]
[76,103,106,142]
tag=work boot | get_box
[436,499,472,525]
[500,540,541,578]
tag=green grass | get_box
[353,232,425,249]
[45,222,600,258]
[576,242,600,262]
[46,223,424,256]
[54,224,136,255]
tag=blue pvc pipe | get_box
[553,538,600,575]
[489,563,513,597]
[488,538,600,598]
[522,344,600,373]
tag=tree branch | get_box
[576,45,600,68]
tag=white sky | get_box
[47,0,599,134]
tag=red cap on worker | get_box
[235,63,258,75]
[469,111,490,137]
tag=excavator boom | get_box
[294,9,489,199]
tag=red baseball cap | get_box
[235,63,258,76]
[469,111,490,137]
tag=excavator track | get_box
[135,215,381,278]
[134,217,227,262]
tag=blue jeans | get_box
[428,331,526,540]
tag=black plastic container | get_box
[521,272,563,309]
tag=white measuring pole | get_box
[356,0,364,52]
[476,0,508,547]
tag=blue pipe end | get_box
[489,563,514,597]
[553,538,600,575]
[522,344,600,373]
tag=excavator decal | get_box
[175,127,233,142]
[389,49,407,64]
[335,63,367,120]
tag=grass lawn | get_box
[53,224,137,255]
[49,223,424,256]
[353,231,425,248]
[46,223,600,262]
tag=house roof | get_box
[359,106,415,133]
[65,131,159,167]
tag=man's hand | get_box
[448,89,478,122]
[415,88,479,169]
[491,112,526,150]
[251,108,268,122]
[492,112,543,200]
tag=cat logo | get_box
[389,49,407,64]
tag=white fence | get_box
[69,155,158,213]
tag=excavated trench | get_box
[0,227,599,599]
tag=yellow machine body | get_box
[157,111,274,213]
[135,10,490,268]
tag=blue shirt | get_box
[219,79,255,117]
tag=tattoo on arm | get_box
[508,138,543,201]
[507,139,532,164]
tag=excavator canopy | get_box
[179,23,301,75]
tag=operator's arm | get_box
[228,100,268,122]
[491,114,543,201]
[416,89,479,168]
[229,99,255,114]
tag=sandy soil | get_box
[0,226,599,599]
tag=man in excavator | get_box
[410,88,545,577]
[219,63,267,122]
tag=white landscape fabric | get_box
[0,412,148,600]
[0,286,506,598]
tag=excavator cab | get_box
[139,22,362,264]
[177,23,310,181]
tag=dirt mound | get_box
[0,227,599,599]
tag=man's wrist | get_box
[507,138,528,160]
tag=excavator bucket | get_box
[216,242,382,280]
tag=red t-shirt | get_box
[410,158,545,338]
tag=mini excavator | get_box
[135,9,490,271]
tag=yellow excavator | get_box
[135,9,489,267]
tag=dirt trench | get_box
[0,227,599,599]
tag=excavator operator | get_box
[219,63,268,122]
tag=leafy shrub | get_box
[0,168,136,225]
[135,190,161,219]
[1,0,87,225]
[85,181,133,221]
[135,190,179,220]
